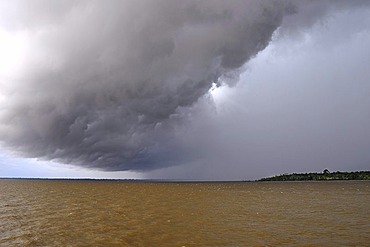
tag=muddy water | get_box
[0,180,369,246]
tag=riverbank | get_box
[259,170,370,181]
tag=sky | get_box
[0,0,369,180]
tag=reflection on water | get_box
[0,180,369,246]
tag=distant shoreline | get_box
[259,170,370,182]
[1,170,369,182]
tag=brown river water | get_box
[0,180,369,246]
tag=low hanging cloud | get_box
[0,0,367,172]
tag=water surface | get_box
[0,180,369,246]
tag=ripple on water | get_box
[0,180,369,246]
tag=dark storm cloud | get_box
[0,0,294,170]
[146,4,370,180]
[0,1,367,172]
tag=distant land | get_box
[1,170,370,182]
[259,170,370,181]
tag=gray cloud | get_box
[147,5,370,180]
[0,0,293,171]
[0,1,368,175]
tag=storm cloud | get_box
[0,0,368,174]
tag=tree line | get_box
[259,170,370,181]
